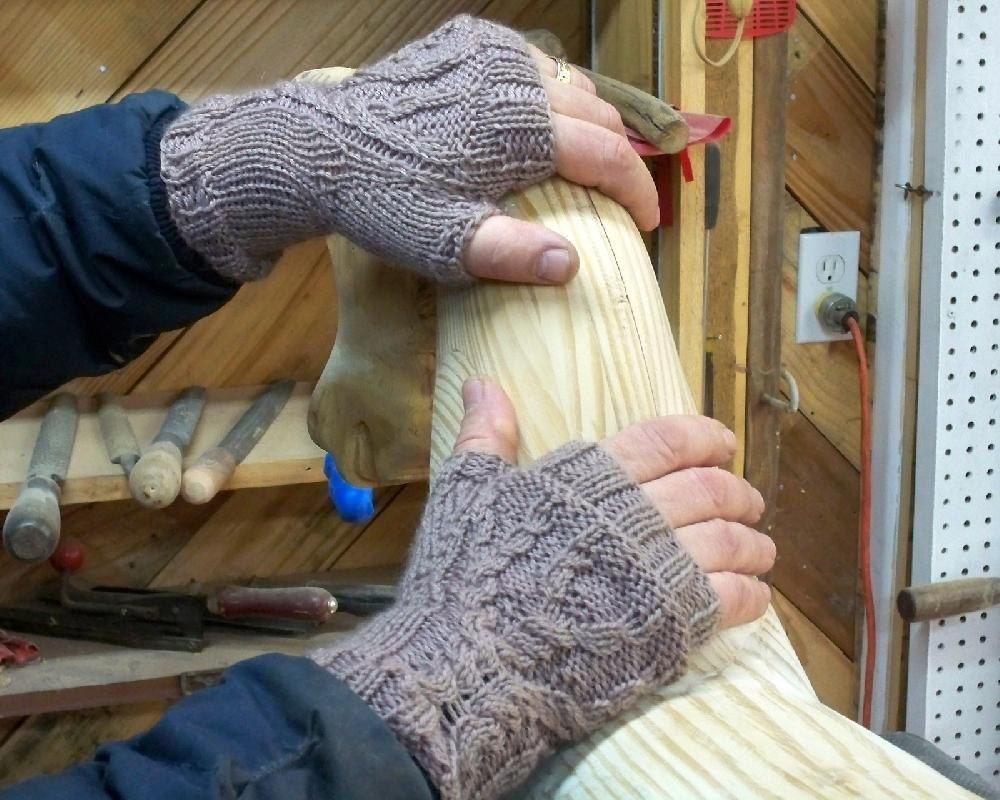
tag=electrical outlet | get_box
[795,230,860,343]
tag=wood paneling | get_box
[0,701,169,788]
[798,0,879,92]
[0,1,201,127]
[786,13,876,268]
[772,412,859,657]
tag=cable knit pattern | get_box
[160,16,554,283]
[310,442,720,800]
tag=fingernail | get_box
[754,488,765,513]
[463,378,486,408]
[723,428,737,449]
[537,248,572,283]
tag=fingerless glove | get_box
[309,442,719,800]
[160,16,554,283]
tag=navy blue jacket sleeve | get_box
[0,91,238,418]
[0,654,435,800]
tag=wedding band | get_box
[552,57,573,84]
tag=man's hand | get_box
[454,376,774,629]
[462,48,659,285]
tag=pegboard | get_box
[909,0,1000,786]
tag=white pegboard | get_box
[908,0,1000,786]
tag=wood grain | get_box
[430,176,970,798]
[704,38,753,477]
[659,0,706,407]
[797,0,879,93]
[772,412,859,657]
[786,13,876,268]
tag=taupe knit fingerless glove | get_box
[310,442,720,800]
[160,16,554,283]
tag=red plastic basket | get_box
[704,0,796,39]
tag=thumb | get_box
[452,377,520,462]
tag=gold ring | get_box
[552,57,573,84]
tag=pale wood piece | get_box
[659,0,706,407]
[0,385,325,509]
[797,0,879,93]
[431,177,972,798]
[704,38,753,477]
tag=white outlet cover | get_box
[795,230,861,344]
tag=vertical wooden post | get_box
[745,32,789,526]
[659,0,706,408]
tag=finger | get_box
[543,77,625,136]
[643,467,765,529]
[601,415,737,484]
[464,216,579,284]
[528,46,597,94]
[552,113,659,230]
[452,377,520,462]
[710,573,771,630]
[674,520,776,576]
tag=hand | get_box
[455,377,774,629]
[314,376,774,799]
[464,47,659,284]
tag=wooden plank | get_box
[745,33,788,536]
[772,589,856,719]
[704,38,753,477]
[772,412,859,657]
[0,701,169,789]
[797,0,879,93]
[331,483,426,570]
[0,0,201,127]
[786,13,877,268]
[659,0,706,408]
[0,383,325,509]
[780,194,870,469]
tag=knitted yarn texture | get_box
[310,442,720,800]
[160,16,554,283]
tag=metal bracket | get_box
[762,367,800,414]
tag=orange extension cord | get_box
[847,316,875,729]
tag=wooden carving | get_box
[301,69,972,799]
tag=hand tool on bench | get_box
[523,29,689,153]
[897,576,1000,623]
[182,380,295,504]
[130,386,206,508]
[0,577,383,652]
[3,393,79,562]
[97,393,141,476]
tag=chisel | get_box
[129,386,206,508]
[97,393,141,476]
[3,394,79,562]
[182,380,295,504]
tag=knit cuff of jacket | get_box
[159,15,554,284]
[309,442,720,800]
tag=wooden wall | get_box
[771,0,879,673]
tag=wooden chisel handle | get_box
[182,380,295,504]
[897,577,1000,622]
[2,394,78,562]
[207,586,337,623]
[130,386,207,508]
